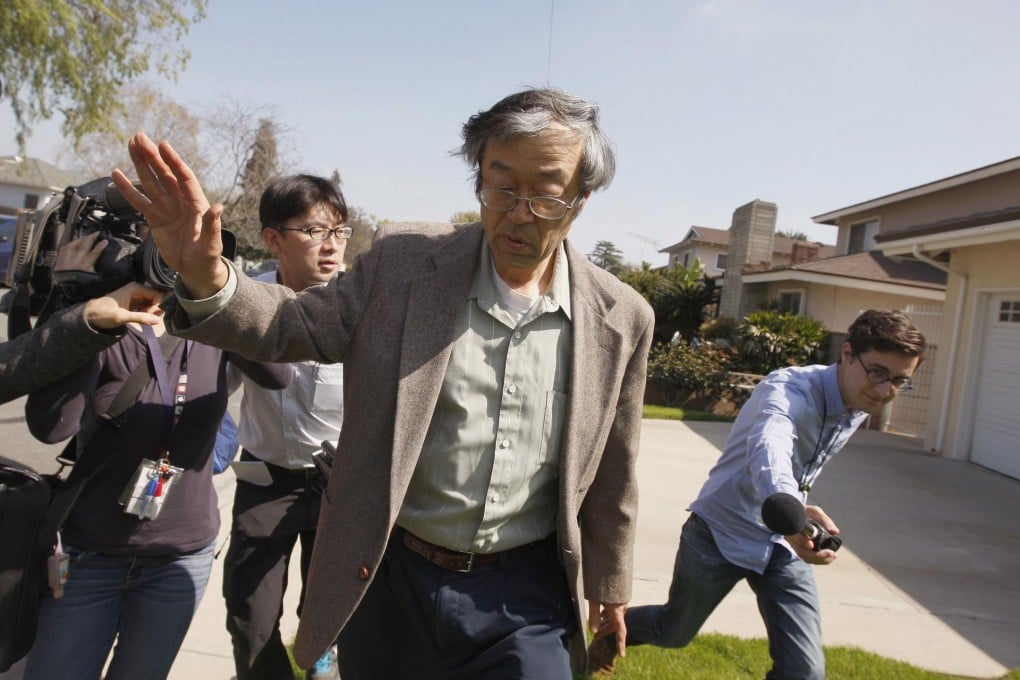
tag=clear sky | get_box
[4,0,1020,265]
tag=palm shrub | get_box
[733,311,828,374]
[618,260,714,344]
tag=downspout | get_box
[912,244,967,453]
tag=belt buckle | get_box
[454,551,475,573]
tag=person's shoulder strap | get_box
[103,333,182,422]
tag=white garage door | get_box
[972,295,1020,479]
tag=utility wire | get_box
[547,0,555,84]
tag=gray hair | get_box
[459,88,616,194]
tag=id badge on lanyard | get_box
[119,454,184,520]
[117,326,190,520]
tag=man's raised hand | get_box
[111,132,229,299]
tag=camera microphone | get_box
[761,492,842,552]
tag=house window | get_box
[998,300,1020,323]
[683,252,690,268]
[848,219,878,254]
[24,194,39,210]
[715,253,727,270]
[777,289,805,315]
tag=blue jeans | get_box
[625,514,825,680]
[24,541,215,680]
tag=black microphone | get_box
[761,492,842,552]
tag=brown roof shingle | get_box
[752,251,947,289]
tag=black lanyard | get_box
[798,400,843,493]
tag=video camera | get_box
[53,177,177,302]
[3,177,234,338]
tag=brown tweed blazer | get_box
[163,222,654,669]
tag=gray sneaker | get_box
[305,644,339,680]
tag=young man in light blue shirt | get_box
[590,309,925,679]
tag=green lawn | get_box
[289,634,1017,679]
[642,404,734,422]
[585,633,1019,679]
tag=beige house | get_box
[715,200,945,346]
[697,200,947,437]
[815,156,1020,480]
[659,224,836,280]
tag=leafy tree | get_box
[615,262,660,301]
[201,98,294,194]
[61,83,210,182]
[588,240,625,274]
[450,210,480,224]
[618,260,714,344]
[1,0,207,150]
[221,118,281,258]
[344,206,377,265]
[777,230,809,241]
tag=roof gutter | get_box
[910,244,966,454]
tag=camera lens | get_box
[140,237,177,290]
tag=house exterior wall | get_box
[930,240,1020,461]
[0,183,49,211]
[834,169,1020,250]
[756,280,937,361]
[667,243,727,278]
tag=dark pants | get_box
[223,456,322,680]
[337,530,575,680]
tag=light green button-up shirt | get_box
[397,240,573,553]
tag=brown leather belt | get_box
[400,530,503,573]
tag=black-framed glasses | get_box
[272,224,352,241]
[477,189,582,220]
[853,350,914,391]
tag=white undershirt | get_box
[491,262,539,325]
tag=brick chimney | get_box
[790,241,820,264]
[718,199,778,320]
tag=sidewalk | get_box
[167,470,304,680]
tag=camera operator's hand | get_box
[786,504,840,565]
[55,231,105,272]
[85,283,165,330]
[111,132,229,299]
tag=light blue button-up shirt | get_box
[689,363,868,573]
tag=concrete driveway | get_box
[632,419,1020,678]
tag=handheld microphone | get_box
[761,492,842,552]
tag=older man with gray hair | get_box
[113,88,654,679]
